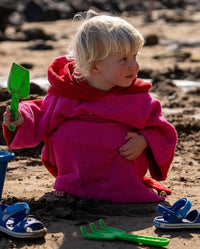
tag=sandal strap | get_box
[174,198,192,219]
[186,209,200,223]
[157,198,192,222]
[12,217,45,233]
[1,202,30,225]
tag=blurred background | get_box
[1,0,199,26]
[0,0,200,78]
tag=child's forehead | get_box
[109,39,140,55]
[110,51,137,59]
[112,49,138,57]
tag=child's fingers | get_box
[3,107,24,127]
[124,154,136,160]
[120,147,131,156]
[119,142,129,152]
[120,148,137,160]
[10,121,18,126]
[11,111,24,127]
[3,106,12,126]
[119,134,136,152]
[125,131,138,139]
[3,118,11,127]
[11,119,22,127]
[3,106,11,116]
[119,140,135,157]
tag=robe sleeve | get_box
[3,96,58,149]
[138,98,177,181]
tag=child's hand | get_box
[3,106,24,128]
[119,132,149,160]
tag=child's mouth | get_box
[126,74,134,79]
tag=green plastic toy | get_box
[80,219,170,247]
[7,63,30,131]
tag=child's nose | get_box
[129,60,139,70]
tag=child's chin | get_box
[124,81,133,87]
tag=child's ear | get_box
[89,62,99,73]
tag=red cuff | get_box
[142,177,171,195]
[2,123,17,148]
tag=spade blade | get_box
[7,63,30,131]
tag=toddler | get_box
[3,10,177,203]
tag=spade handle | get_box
[8,93,19,131]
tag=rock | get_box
[144,34,159,46]
[138,69,152,79]
[23,27,55,41]
[3,26,55,42]
[162,12,194,23]
[0,87,11,102]
[150,74,180,97]
[19,63,34,70]
[23,0,44,22]
[24,0,73,22]
[159,0,185,9]
[153,50,191,62]
[29,82,47,95]
[0,31,4,41]
[0,0,199,31]
[0,3,15,33]
[180,40,200,48]
[27,40,54,50]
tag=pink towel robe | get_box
[3,56,177,203]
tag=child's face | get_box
[95,51,139,90]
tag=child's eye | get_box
[120,54,137,62]
[120,57,128,62]
[133,54,137,59]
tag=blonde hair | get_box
[68,10,144,78]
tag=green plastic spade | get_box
[7,63,30,131]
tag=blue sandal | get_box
[154,197,200,229]
[0,202,47,238]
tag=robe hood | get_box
[47,56,152,99]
